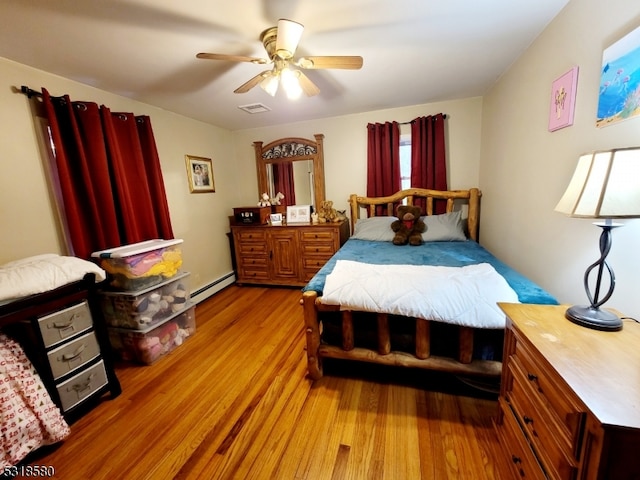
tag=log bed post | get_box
[302,291,323,380]
[415,318,431,359]
[458,326,474,364]
[342,311,354,351]
[377,313,391,355]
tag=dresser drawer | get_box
[509,360,578,480]
[496,398,546,480]
[238,268,270,281]
[302,257,331,270]
[56,360,108,412]
[238,256,268,269]
[237,243,268,255]
[301,243,335,256]
[513,338,585,454]
[235,230,266,242]
[38,301,93,348]
[300,229,336,242]
[47,331,101,380]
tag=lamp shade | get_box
[555,147,640,218]
[275,19,304,59]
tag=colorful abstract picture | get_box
[548,66,579,131]
[597,25,640,127]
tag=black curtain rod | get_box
[20,85,43,98]
[399,113,447,125]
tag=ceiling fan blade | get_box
[275,18,304,59]
[296,56,363,70]
[234,71,271,94]
[196,52,269,65]
[296,71,320,97]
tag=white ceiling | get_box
[1,0,569,131]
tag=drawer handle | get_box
[315,248,319,252]
[61,344,86,362]
[527,372,537,381]
[51,313,80,329]
[68,372,96,394]
[523,415,533,424]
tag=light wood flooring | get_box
[23,285,510,479]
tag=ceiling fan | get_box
[196,19,363,99]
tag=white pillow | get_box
[421,211,467,241]
[351,216,396,241]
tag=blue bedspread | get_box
[302,239,558,305]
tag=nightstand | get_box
[0,274,121,424]
[495,303,640,480]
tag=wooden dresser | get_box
[495,303,640,480]
[230,220,349,287]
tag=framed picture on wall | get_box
[185,155,215,193]
[286,205,311,224]
[597,25,640,127]
[548,66,579,132]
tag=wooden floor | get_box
[23,285,510,480]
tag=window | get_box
[400,134,411,191]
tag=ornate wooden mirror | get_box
[253,134,326,210]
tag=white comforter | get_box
[0,254,106,303]
[321,260,519,329]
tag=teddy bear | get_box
[257,193,271,207]
[390,205,426,246]
[317,200,346,223]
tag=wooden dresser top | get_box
[499,303,640,430]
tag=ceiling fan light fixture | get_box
[275,19,304,59]
[260,74,279,97]
[280,68,303,100]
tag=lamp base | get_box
[565,305,623,331]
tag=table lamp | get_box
[554,147,640,331]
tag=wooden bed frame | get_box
[301,187,504,380]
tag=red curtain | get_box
[366,121,401,215]
[272,162,296,205]
[42,88,174,259]
[410,114,447,214]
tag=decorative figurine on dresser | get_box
[0,254,122,426]
[231,134,349,287]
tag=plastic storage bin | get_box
[91,239,183,290]
[108,305,196,365]
[98,272,190,329]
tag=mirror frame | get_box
[253,134,326,209]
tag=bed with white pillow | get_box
[301,188,557,381]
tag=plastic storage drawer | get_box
[91,239,183,290]
[98,272,190,329]
[108,305,196,365]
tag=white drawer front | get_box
[47,331,100,380]
[38,301,93,348]
[56,360,108,412]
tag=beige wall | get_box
[481,0,640,318]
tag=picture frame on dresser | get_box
[270,213,283,225]
[286,205,311,224]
